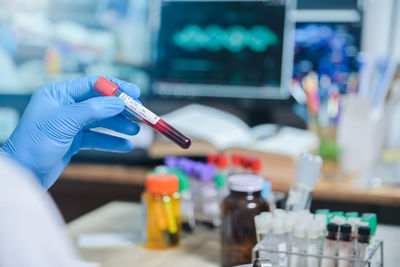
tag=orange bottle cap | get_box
[146,174,179,194]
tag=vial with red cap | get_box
[93,76,191,149]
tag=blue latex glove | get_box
[0,76,140,189]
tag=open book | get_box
[149,104,319,159]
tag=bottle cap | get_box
[260,212,273,232]
[178,158,196,176]
[315,214,328,224]
[93,76,118,96]
[340,224,352,233]
[327,222,339,233]
[294,152,323,189]
[358,226,371,236]
[153,165,170,174]
[294,221,307,238]
[330,211,344,217]
[198,164,215,183]
[272,218,284,235]
[169,168,189,192]
[215,173,227,188]
[315,209,330,215]
[146,174,179,194]
[307,220,319,239]
[179,175,190,192]
[228,174,265,192]
[241,156,252,168]
[345,212,359,218]
[254,214,271,233]
[273,209,287,219]
[361,213,377,236]
[251,158,262,173]
[164,156,179,168]
[254,215,263,231]
[330,215,346,226]
[346,217,361,225]
[232,154,241,166]
[261,180,271,199]
[192,162,204,177]
[207,153,218,165]
[284,214,296,233]
[217,155,229,169]
[260,211,273,224]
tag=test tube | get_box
[94,77,191,149]
[306,220,320,267]
[338,224,352,267]
[321,223,339,267]
[355,226,371,267]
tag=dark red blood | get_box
[143,118,191,149]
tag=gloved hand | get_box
[0,76,140,189]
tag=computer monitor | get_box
[152,0,295,99]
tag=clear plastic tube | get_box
[94,77,191,149]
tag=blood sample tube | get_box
[94,77,191,149]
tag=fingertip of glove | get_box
[121,139,135,152]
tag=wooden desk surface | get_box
[61,162,400,207]
[67,202,220,267]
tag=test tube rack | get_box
[252,239,384,267]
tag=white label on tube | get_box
[119,93,160,125]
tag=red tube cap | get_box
[232,154,241,166]
[207,153,218,165]
[217,155,229,169]
[251,158,262,173]
[93,76,119,96]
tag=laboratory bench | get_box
[48,140,400,224]
[52,157,400,225]
[67,201,400,267]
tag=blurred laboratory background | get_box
[1,0,400,265]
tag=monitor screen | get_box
[153,0,294,99]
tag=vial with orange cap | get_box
[142,174,181,249]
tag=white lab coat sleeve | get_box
[0,155,80,267]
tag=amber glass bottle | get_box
[221,174,268,267]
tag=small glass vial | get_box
[290,221,307,267]
[355,226,371,267]
[142,174,181,249]
[306,220,320,267]
[338,224,352,267]
[221,174,268,267]
[321,223,339,267]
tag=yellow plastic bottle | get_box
[142,174,181,249]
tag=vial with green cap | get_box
[215,173,229,202]
[315,209,330,215]
[173,169,196,233]
[361,213,377,236]
[355,226,371,267]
